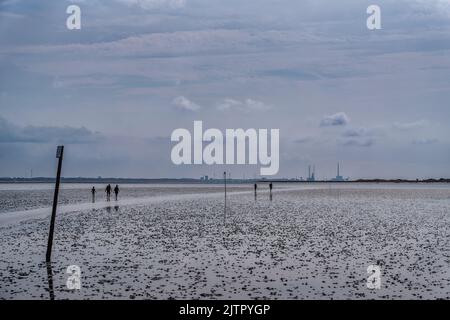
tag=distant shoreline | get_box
[0,177,449,184]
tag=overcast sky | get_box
[1,0,449,179]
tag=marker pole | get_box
[224,171,227,220]
[46,146,64,262]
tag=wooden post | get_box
[46,262,55,300]
[46,146,64,262]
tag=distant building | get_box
[307,165,316,182]
[332,163,345,182]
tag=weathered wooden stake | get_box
[46,146,64,262]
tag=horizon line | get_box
[1,177,449,183]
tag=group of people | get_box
[90,182,272,203]
[91,184,119,202]
[253,183,273,193]
[254,183,273,201]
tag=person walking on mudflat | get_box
[105,184,112,202]
[114,185,120,201]
[269,183,273,201]
[91,186,96,203]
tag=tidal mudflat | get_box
[0,183,449,299]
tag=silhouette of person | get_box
[114,185,119,201]
[105,184,112,202]
[91,186,96,203]
[269,183,273,201]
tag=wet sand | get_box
[0,184,449,299]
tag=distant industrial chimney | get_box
[333,162,344,181]
[307,164,316,182]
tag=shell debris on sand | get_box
[0,183,449,299]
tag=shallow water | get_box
[0,183,253,214]
[0,183,449,299]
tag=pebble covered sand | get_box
[0,183,449,299]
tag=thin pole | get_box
[224,171,227,220]
[46,146,64,262]
[46,262,55,300]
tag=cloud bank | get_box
[320,112,350,127]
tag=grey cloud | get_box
[0,117,19,143]
[320,112,350,127]
[260,69,319,81]
[339,138,375,147]
[413,138,438,145]
[0,117,103,144]
[0,29,331,59]
[0,0,449,179]
[393,120,428,130]
[172,96,201,111]
[116,0,186,9]
[216,98,270,112]
[52,76,118,89]
[342,128,368,138]
[0,11,24,19]
[293,136,313,144]
[342,126,384,138]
